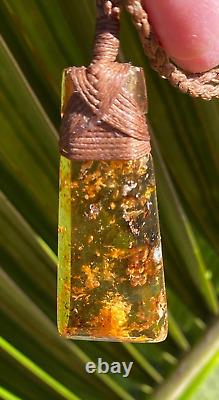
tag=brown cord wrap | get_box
[59,0,150,161]
[125,0,219,100]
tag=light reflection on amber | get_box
[58,153,167,342]
[58,70,167,342]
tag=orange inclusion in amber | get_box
[58,155,167,343]
[57,69,167,343]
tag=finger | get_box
[142,0,219,73]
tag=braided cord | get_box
[125,0,219,100]
[59,0,150,160]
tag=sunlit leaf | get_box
[1,1,219,399]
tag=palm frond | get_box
[1,1,219,399]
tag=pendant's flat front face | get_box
[58,154,167,342]
[57,68,167,343]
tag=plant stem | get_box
[152,318,219,400]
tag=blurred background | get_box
[1,1,219,399]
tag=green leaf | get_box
[1,1,219,399]
[0,387,23,400]
[152,318,219,400]
[0,337,81,400]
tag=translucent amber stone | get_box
[58,155,167,342]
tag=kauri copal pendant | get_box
[57,66,168,343]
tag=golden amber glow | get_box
[58,154,167,342]
[57,68,167,343]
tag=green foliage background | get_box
[1,1,219,399]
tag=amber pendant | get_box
[57,64,167,343]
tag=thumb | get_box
[142,0,219,73]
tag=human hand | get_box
[142,0,219,73]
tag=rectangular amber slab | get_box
[58,154,167,342]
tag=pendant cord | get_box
[59,0,150,160]
[126,0,219,100]
[92,1,121,63]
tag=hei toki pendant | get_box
[57,1,167,343]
